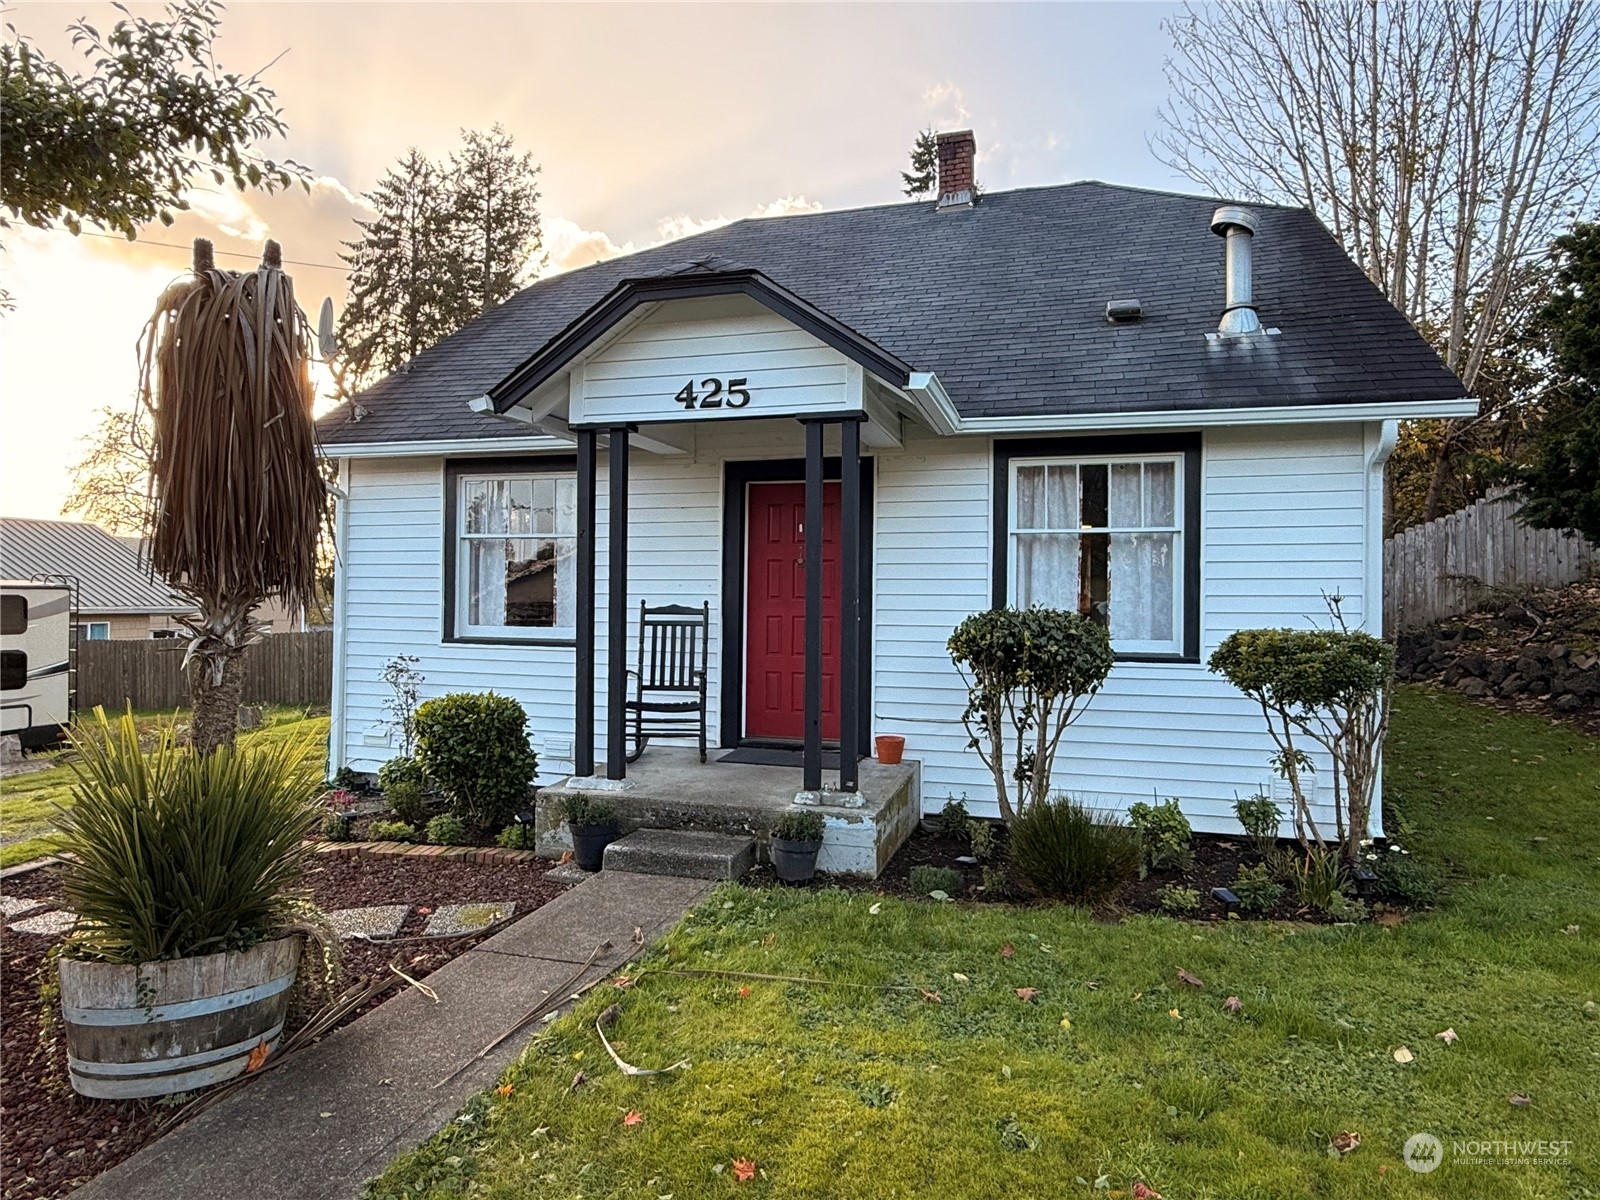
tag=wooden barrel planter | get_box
[58,935,301,1099]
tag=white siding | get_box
[334,419,1380,835]
[576,296,858,426]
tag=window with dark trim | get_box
[993,433,1202,662]
[442,456,578,644]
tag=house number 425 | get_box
[674,377,751,410]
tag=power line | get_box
[72,229,346,273]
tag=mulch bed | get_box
[746,820,1358,925]
[1,853,570,1200]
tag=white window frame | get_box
[453,470,578,641]
[1007,452,1185,656]
[81,621,111,641]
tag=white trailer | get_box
[1,579,74,749]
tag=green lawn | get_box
[367,688,1600,1200]
[0,707,329,868]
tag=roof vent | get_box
[1209,206,1262,336]
[1106,298,1143,324]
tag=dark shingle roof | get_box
[0,519,191,615]
[317,181,1466,446]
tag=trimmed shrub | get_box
[773,810,825,843]
[368,819,417,844]
[1128,797,1193,874]
[414,693,538,834]
[1007,795,1139,902]
[908,864,964,897]
[1231,863,1284,913]
[426,814,467,846]
[939,798,971,843]
[1371,850,1446,906]
[383,779,430,827]
[376,755,424,792]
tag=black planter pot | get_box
[770,836,822,884]
[570,821,619,872]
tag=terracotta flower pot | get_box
[874,735,905,765]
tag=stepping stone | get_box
[602,828,757,880]
[327,905,409,940]
[423,902,514,937]
[544,862,589,885]
[1,895,45,920]
[8,909,76,937]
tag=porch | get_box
[532,747,921,878]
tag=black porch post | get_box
[838,417,861,791]
[574,428,597,777]
[606,427,630,780]
[802,419,825,792]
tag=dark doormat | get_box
[717,746,853,769]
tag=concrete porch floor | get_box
[533,747,921,878]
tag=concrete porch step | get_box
[602,828,757,880]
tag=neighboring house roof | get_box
[0,518,192,615]
[316,180,1467,448]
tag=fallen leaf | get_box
[569,1071,587,1092]
[612,976,635,989]
[623,1110,644,1127]
[633,925,645,946]
[1331,1130,1362,1156]
[416,906,433,916]
[1015,987,1041,1003]
[868,902,882,915]
[1561,924,1579,936]
[572,1050,584,1060]
[319,1111,333,1118]
[1509,1092,1533,1107]
[1393,1046,1414,1064]
[1378,1164,1389,1177]
[1132,1183,1163,1199]
[1222,995,1243,1014]
[732,1158,758,1182]
[762,933,776,947]
[1060,1016,1072,1029]
[558,849,574,864]
[737,986,752,999]
[1000,942,1015,958]
[1132,991,1143,1001]
[1085,980,1101,990]
[1177,968,1205,989]
[497,1083,515,1097]
[952,972,970,984]
[1169,1008,1182,1020]
[245,1040,270,1073]
[1436,1028,1459,1045]
[920,988,942,1004]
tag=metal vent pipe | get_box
[1210,206,1261,336]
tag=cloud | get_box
[542,195,824,277]
[922,82,972,129]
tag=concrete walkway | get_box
[74,870,715,1200]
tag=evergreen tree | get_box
[1515,223,1600,544]
[450,125,544,316]
[336,150,458,391]
[901,130,938,198]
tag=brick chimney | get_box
[936,130,976,209]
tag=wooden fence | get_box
[77,631,333,712]
[1384,490,1599,631]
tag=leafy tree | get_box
[947,607,1114,825]
[450,125,544,317]
[336,130,543,392]
[1514,222,1600,543]
[63,404,155,535]
[901,129,938,198]
[1156,0,1600,526]
[0,0,305,237]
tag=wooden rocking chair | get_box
[625,600,710,763]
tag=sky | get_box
[0,1,1189,522]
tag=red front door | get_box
[745,481,840,742]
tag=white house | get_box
[318,131,1472,850]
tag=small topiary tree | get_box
[948,607,1114,825]
[414,692,538,835]
[1208,599,1394,867]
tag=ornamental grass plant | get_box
[55,708,324,964]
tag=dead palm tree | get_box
[138,239,328,754]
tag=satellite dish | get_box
[317,297,337,360]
